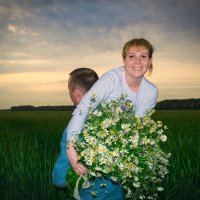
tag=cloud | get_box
[0,0,200,80]
[7,24,17,32]
[0,20,199,75]
[1,0,200,108]
[2,0,199,31]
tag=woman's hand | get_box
[66,141,88,176]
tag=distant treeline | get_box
[9,98,200,111]
[155,98,200,110]
[10,105,75,111]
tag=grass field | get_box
[0,110,199,200]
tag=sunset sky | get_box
[0,0,200,109]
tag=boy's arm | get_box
[52,129,69,187]
[66,141,88,175]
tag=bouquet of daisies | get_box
[71,95,170,199]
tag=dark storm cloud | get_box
[2,0,198,29]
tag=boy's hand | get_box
[66,141,88,176]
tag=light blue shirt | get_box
[52,127,70,187]
[67,66,158,141]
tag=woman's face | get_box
[123,47,151,79]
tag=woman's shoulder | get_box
[142,77,158,97]
[101,66,124,82]
[103,66,124,78]
[143,77,158,90]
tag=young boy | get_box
[52,68,98,187]
[52,68,123,200]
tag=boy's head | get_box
[68,68,99,105]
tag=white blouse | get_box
[67,66,158,141]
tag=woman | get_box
[67,38,158,199]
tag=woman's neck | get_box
[125,72,142,93]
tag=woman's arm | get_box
[135,78,158,117]
[67,70,117,141]
[66,69,118,173]
[66,141,88,175]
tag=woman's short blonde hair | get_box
[122,38,154,75]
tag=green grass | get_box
[153,110,200,200]
[0,110,199,200]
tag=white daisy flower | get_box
[160,135,167,142]
[121,123,131,132]
[157,187,164,191]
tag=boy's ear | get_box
[73,88,84,104]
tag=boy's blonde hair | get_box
[68,68,99,93]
